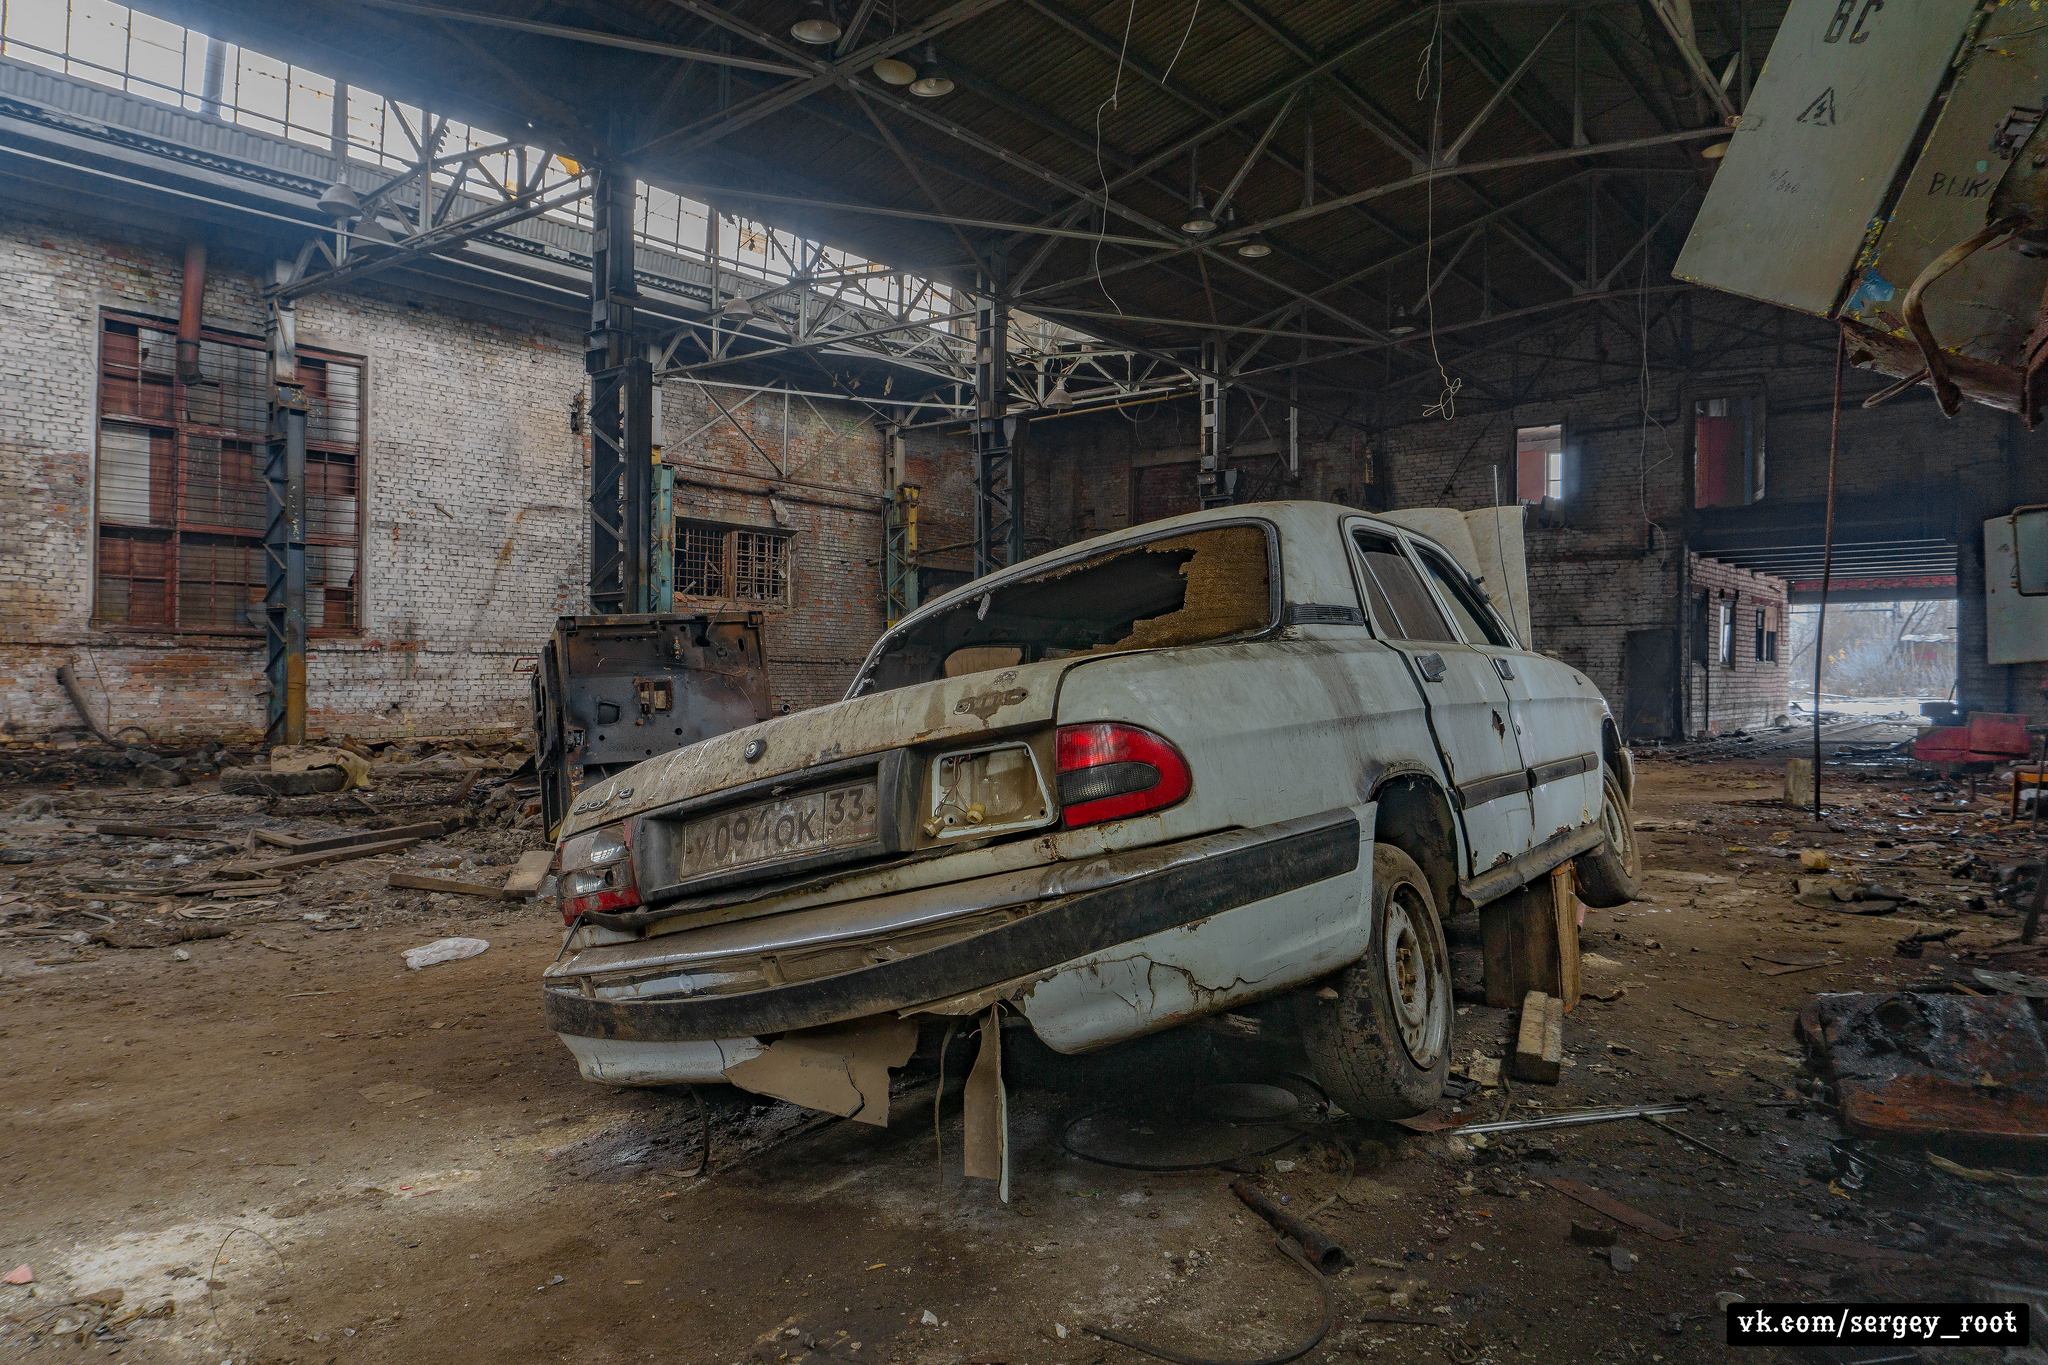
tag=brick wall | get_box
[1686,554,1792,734]
[0,205,900,743]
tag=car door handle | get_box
[1416,652,1446,682]
[1493,657,1515,680]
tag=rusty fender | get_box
[543,809,1360,1043]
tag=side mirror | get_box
[2015,507,2048,595]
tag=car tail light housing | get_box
[1056,723,1192,827]
[557,820,639,923]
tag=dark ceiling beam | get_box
[637,0,1011,158]
[1013,0,1527,316]
[352,0,811,74]
[1012,130,1720,321]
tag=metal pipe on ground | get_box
[1229,1179,1352,1273]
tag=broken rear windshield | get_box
[850,523,1276,696]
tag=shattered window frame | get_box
[846,518,1283,698]
[92,309,365,636]
[674,518,794,608]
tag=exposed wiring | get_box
[1090,0,1142,314]
[1418,3,1461,420]
[1635,205,1672,542]
[1160,0,1203,85]
[1085,1236,1335,1365]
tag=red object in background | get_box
[1694,414,1739,508]
[1912,712,2032,764]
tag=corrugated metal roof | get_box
[139,0,1780,395]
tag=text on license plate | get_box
[680,783,878,876]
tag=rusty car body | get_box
[541,501,1639,1125]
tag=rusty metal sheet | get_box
[1798,991,2048,1151]
[533,612,772,836]
[1674,0,1980,316]
[1843,3,2048,369]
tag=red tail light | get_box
[557,820,639,923]
[1056,723,1192,827]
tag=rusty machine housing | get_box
[533,612,774,838]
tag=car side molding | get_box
[1458,820,1607,909]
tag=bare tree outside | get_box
[1787,600,1957,702]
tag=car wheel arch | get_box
[1601,718,1633,801]
[1365,772,1462,924]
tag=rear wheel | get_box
[1574,766,1641,908]
[1300,844,1451,1118]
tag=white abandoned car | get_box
[543,501,1639,1139]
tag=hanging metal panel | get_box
[1673,0,1980,316]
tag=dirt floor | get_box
[3,727,2046,1364]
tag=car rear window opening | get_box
[856,524,1273,693]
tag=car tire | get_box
[1299,844,1452,1119]
[1574,765,1641,908]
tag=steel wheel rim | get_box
[1383,884,1447,1069]
[1600,776,1633,863]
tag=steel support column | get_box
[1198,334,1236,507]
[263,288,308,745]
[586,162,656,614]
[973,280,1022,577]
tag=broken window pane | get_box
[1514,423,1563,504]
[856,524,1273,694]
[1352,530,1453,643]
[1413,545,1508,647]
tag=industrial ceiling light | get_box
[1181,190,1216,236]
[1236,234,1272,258]
[1389,305,1417,337]
[719,293,756,321]
[1045,376,1074,408]
[1700,139,1730,160]
[872,52,917,84]
[790,0,841,45]
[910,44,953,97]
[316,180,363,219]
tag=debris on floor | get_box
[1798,990,2048,1151]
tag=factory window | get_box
[1718,599,1734,666]
[1514,424,1563,504]
[1756,607,1778,663]
[676,520,793,606]
[1694,394,1764,508]
[94,314,362,633]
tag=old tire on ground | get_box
[1573,765,1641,908]
[1299,843,1451,1119]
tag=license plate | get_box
[679,782,878,878]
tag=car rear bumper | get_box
[543,807,1362,1047]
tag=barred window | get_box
[95,313,362,632]
[675,520,792,606]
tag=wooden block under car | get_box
[1480,864,1581,1010]
[1511,990,1563,1084]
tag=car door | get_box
[1405,539,1604,842]
[1345,521,1532,876]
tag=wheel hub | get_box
[1382,885,1447,1070]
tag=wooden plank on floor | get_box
[388,871,514,900]
[500,850,554,895]
[229,836,425,875]
[173,878,285,897]
[1511,991,1563,1084]
[94,822,221,838]
[252,821,445,854]
[1546,1178,1679,1240]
